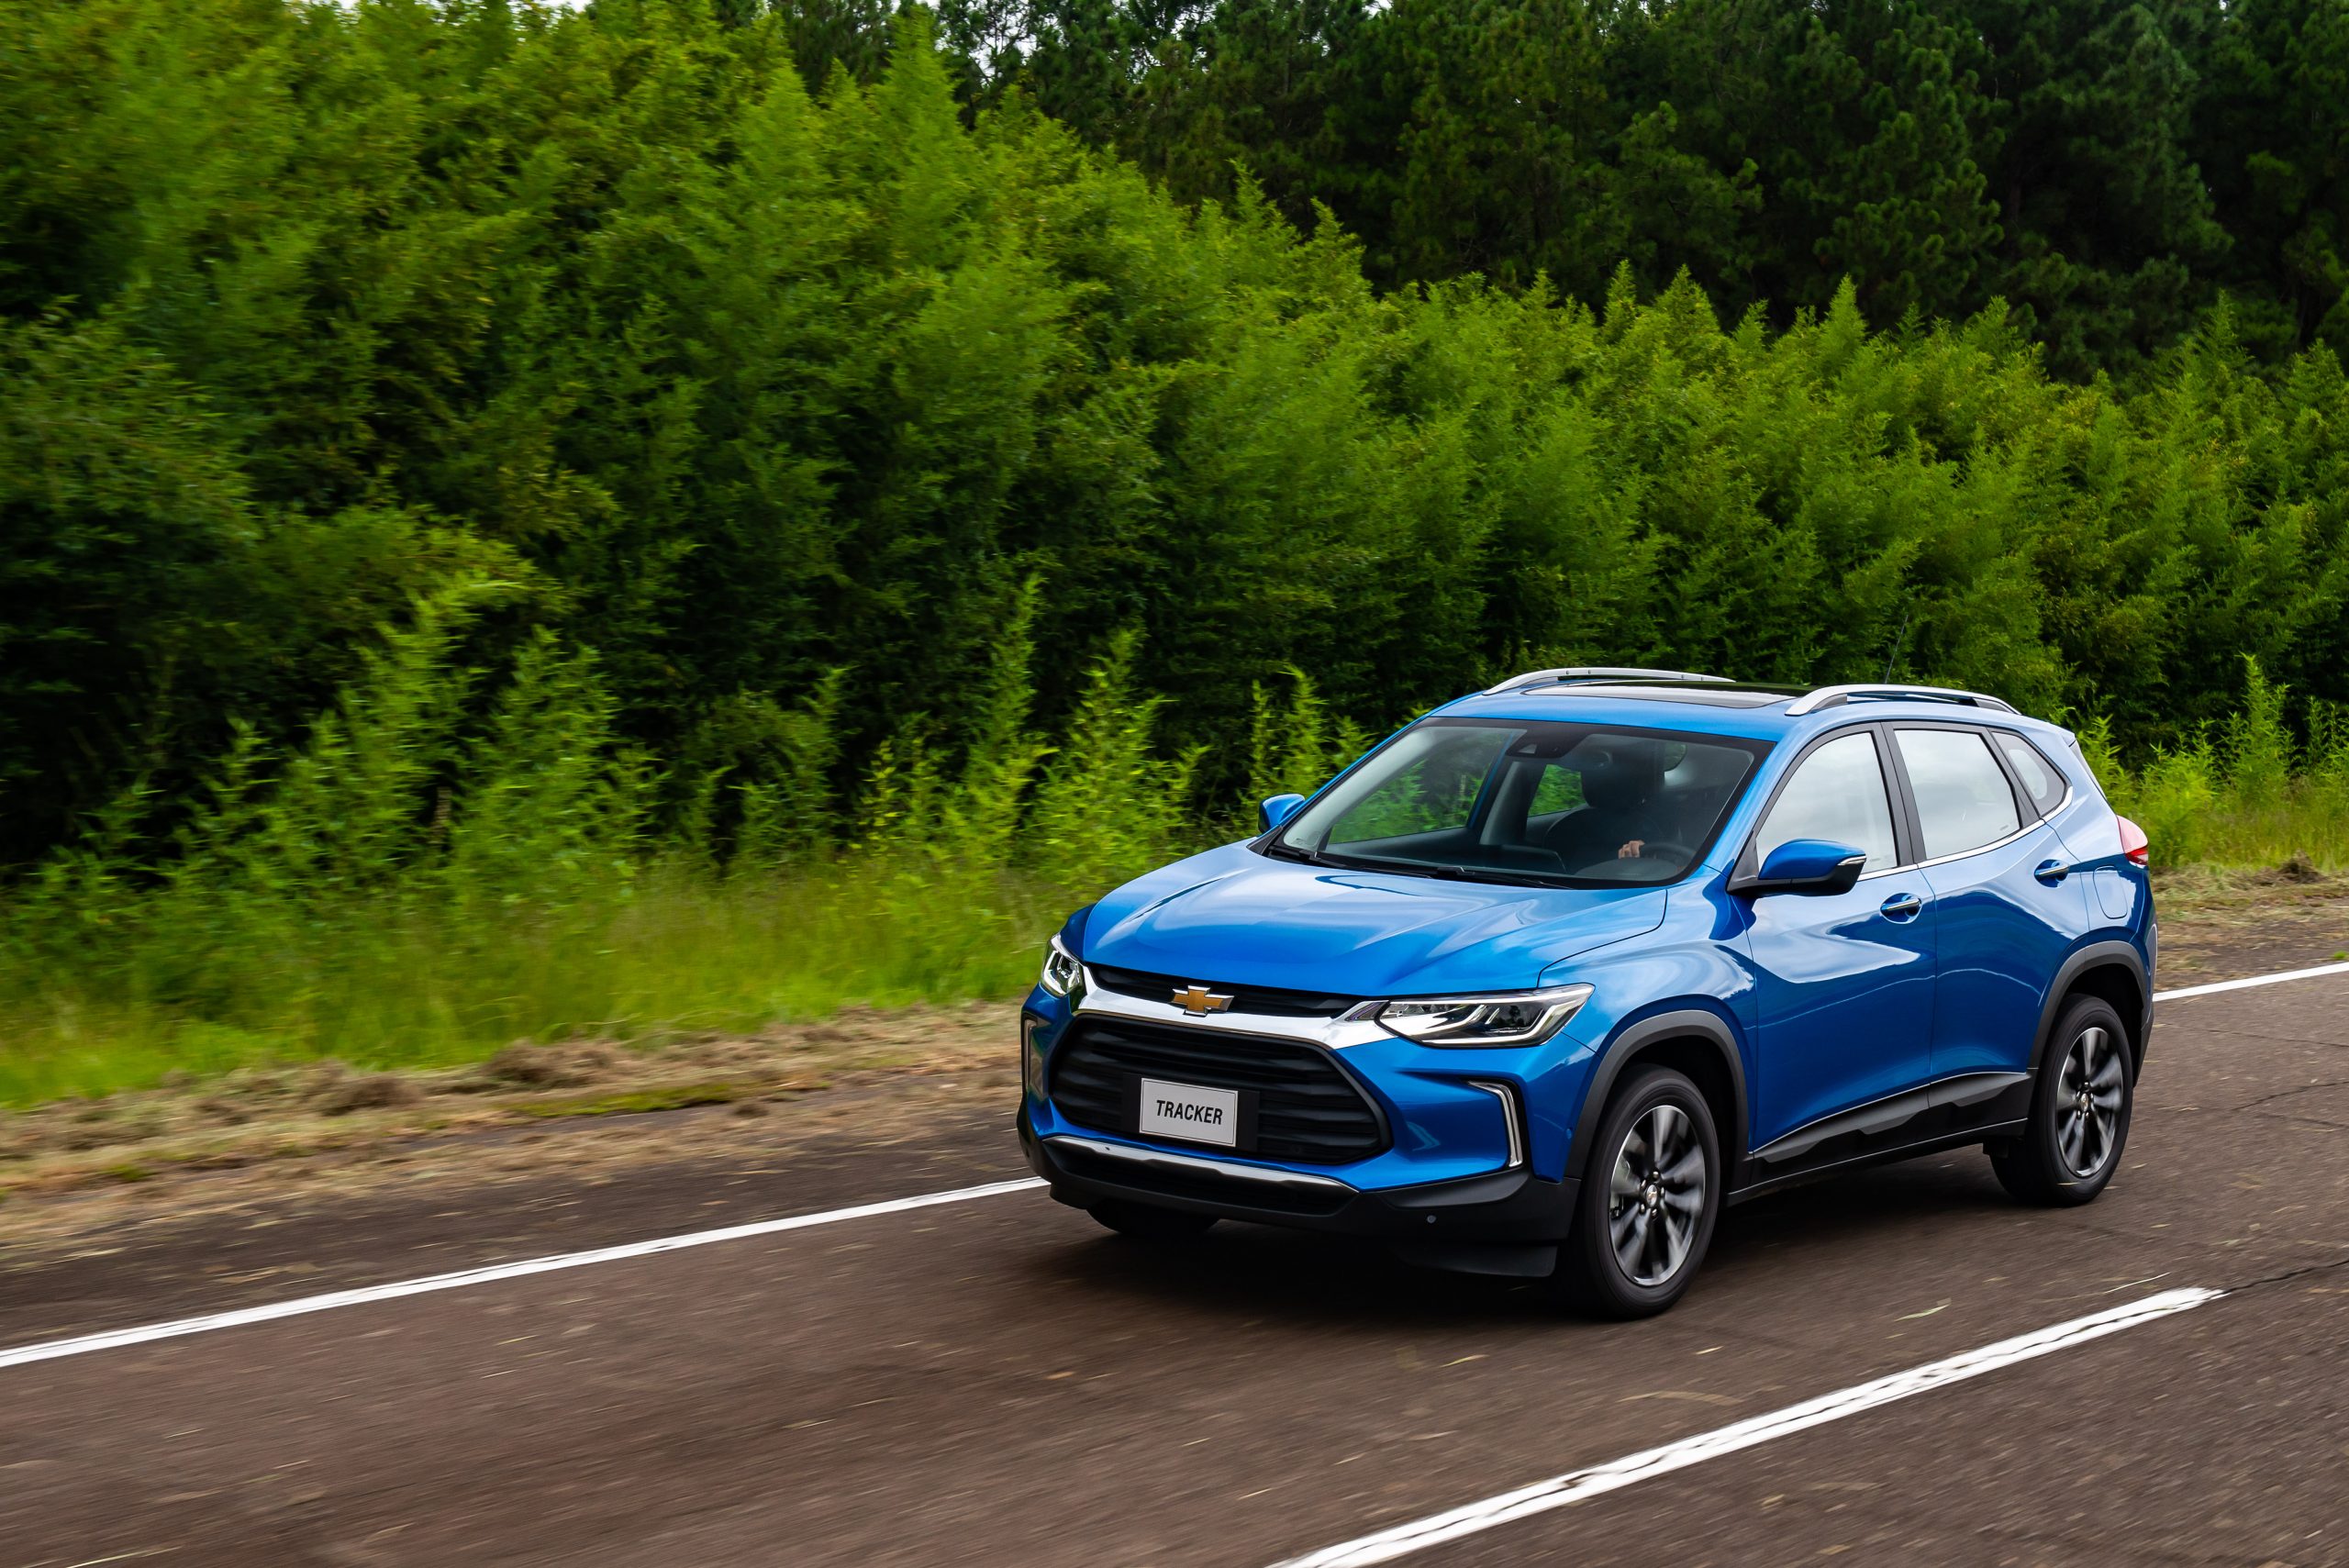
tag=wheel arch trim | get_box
[2032,940,2151,1074]
[1564,1007,1750,1183]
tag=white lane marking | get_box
[2154,960,2349,1003]
[0,1177,1045,1373]
[1269,1286,2221,1568]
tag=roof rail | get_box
[1785,683,2018,717]
[1483,667,1731,695]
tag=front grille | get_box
[1087,964,1359,1018]
[1049,1017,1389,1164]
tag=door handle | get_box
[2034,859,2073,885]
[1879,893,1924,921]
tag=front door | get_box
[1740,728,1937,1151]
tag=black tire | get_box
[1553,1065,1722,1318]
[1990,995,2133,1207]
[1088,1198,1219,1241]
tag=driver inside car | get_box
[1544,743,1669,870]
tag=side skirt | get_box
[1728,1072,2032,1205]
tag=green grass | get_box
[0,854,1074,1106]
[2079,662,2349,874]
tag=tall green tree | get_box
[1965,0,2231,378]
[2198,0,2349,358]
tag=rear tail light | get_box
[2117,816,2150,869]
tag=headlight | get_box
[1040,935,1084,998]
[1346,984,1592,1046]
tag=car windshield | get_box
[1268,719,1769,887]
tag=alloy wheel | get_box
[1607,1103,1708,1286]
[2055,1024,2127,1178]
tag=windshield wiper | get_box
[1261,840,1337,868]
[1319,852,1574,888]
[1420,862,1574,887]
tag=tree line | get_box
[4,0,2346,873]
[886,0,2348,383]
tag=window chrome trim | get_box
[1869,719,2079,876]
[1740,717,2078,884]
[1856,783,2076,878]
[1735,719,1906,880]
[1043,1134,1358,1195]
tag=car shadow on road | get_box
[1030,1151,2017,1329]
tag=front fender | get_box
[1561,1006,1753,1184]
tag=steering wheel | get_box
[1625,839,1695,863]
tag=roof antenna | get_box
[1882,603,1916,683]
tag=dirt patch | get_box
[2149,863,2349,981]
[0,1001,1016,1246]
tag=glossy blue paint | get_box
[1257,793,1307,833]
[1022,687,2154,1210]
[1917,810,2092,1082]
[1740,860,1936,1145]
[1750,837,1868,892]
[1084,841,1668,997]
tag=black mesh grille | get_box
[1087,965,1360,1018]
[1049,1017,1388,1164]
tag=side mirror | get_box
[1258,793,1307,833]
[1730,838,1867,897]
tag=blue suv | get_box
[1016,672,2155,1316]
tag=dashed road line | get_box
[0,1177,1046,1373]
[2154,960,2349,1002]
[1266,1286,2224,1568]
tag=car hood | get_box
[1081,842,1667,996]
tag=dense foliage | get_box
[7,0,2349,875]
[4,0,2348,1098]
[940,0,2349,380]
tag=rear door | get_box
[1740,726,1937,1148]
[1889,725,2093,1087]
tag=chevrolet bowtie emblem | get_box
[1172,984,1233,1017]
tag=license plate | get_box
[1136,1078,1241,1149]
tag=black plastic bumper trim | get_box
[1020,1106,1580,1251]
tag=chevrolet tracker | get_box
[1016,671,2155,1316]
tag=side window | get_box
[1994,733,2065,816]
[1754,732,1899,873]
[1897,728,2023,859]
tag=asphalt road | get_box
[4,973,2345,1568]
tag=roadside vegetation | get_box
[2085,661,2349,874]
[4,0,2348,1107]
[2,589,2342,1110]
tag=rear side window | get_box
[1994,733,2066,815]
[1896,728,2022,859]
[1754,732,1898,873]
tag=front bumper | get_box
[1018,1104,1580,1276]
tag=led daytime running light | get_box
[1346,983,1593,1046]
[1040,935,1084,998]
